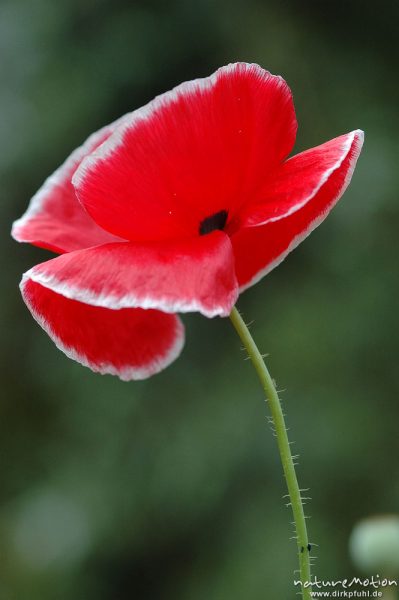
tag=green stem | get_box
[229,306,312,598]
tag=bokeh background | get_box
[1,0,398,598]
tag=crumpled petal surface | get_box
[22,231,239,318]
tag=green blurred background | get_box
[1,0,398,598]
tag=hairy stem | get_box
[229,306,312,598]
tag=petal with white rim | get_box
[22,231,239,318]
[240,130,364,227]
[12,116,128,253]
[73,63,296,242]
[232,130,364,290]
[21,278,185,381]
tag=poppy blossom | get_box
[12,63,363,381]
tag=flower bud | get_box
[349,515,399,576]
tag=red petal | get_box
[73,63,296,242]
[22,278,184,380]
[12,117,128,253]
[23,232,238,318]
[241,130,363,227]
[232,130,364,290]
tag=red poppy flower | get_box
[12,63,363,381]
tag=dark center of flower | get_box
[199,210,228,235]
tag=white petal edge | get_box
[20,278,185,381]
[11,113,131,243]
[21,266,238,319]
[249,129,364,227]
[72,63,290,191]
[239,129,365,292]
